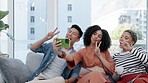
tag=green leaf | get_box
[0,10,9,19]
[0,20,5,31]
[4,24,9,29]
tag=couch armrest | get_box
[0,57,30,83]
[26,51,43,75]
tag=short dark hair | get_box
[101,29,111,52]
[83,25,101,46]
[70,24,83,38]
[124,30,137,45]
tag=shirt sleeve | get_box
[131,47,148,64]
[67,51,83,69]
[30,42,52,54]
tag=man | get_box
[26,24,83,83]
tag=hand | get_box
[120,41,133,51]
[65,80,69,83]
[53,38,66,58]
[53,38,62,56]
[95,41,101,57]
[44,27,60,41]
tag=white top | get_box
[113,47,148,77]
[42,48,72,78]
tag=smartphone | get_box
[56,38,70,48]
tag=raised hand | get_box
[120,41,133,51]
[95,41,101,57]
[44,27,60,41]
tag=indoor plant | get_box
[0,10,14,57]
[0,10,14,41]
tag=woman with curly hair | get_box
[54,25,115,83]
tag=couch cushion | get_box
[26,51,43,75]
[0,57,30,83]
[0,69,5,83]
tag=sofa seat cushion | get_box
[0,57,30,83]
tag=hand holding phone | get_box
[56,38,70,48]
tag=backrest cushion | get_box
[25,51,43,75]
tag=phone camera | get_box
[65,39,69,43]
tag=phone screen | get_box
[56,38,70,48]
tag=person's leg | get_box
[26,73,48,83]
[134,74,148,83]
[46,76,65,83]
[134,78,148,83]
[26,76,65,83]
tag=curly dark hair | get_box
[100,29,111,52]
[83,25,111,52]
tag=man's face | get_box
[65,28,80,45]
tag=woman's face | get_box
[91,30,102,45]
[119,31,134,48]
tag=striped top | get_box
[113,47,148,77]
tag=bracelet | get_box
[59,51,66,58]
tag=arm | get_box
[30,37,47,51]
[98,52,115,73]
[65,78,75,83]
[121,41,148,65]
[131,47,148,64]
[95,42,115,73]
[53,39,74,62]
[66,62,82,83]
[31,28,60,51]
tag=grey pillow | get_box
[0,69,6,83]
[0,57,30,83]
[26,52,43,75]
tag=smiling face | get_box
[119,31,135,49]
[65,28,80,46]
[90,30,102,46]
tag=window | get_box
[67,4,72,11]
[30,6,35,11]
[67,16,72,22]
[30,16,35,23]
[5,0,147,63]
[30,28,35,34]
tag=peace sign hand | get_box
[120,41,133,51]
[95,41,101,57]
[44,27,60,41]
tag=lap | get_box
[117,73,148,83]
[77,71,109,83]
[26,74,65,83]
